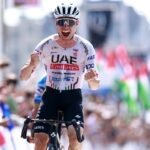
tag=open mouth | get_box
[62,31,70,37]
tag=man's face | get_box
[56,18,78,40]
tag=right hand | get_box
[30,52,40,66]
[20,52,40,80]
[27,104,40,143]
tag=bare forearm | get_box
[20,64,35,80]
[20,52,39,80]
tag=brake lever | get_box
[72,119,84,143]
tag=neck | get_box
[60,34,74,41]
[55,35,77,49]
[58,35,75,43]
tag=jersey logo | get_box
[86,63,94,69]
[87,55,95,60]
[51,55,77,64]
[50,64,79,71]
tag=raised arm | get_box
[20,52,40,80]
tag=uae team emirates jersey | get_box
[35,34,97,90]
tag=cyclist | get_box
[20,3,100,150]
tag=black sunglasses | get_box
[56,19,76,27]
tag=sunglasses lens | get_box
[56,20,64,26]
[56,19,76,26]
[69,20,76,26]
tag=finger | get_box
[31,53,38,56]
[89,69,97,74]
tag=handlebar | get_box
[21,117,84,143]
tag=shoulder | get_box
[35,34,56,50]
[76,35,92,46]
[76,35,95,54]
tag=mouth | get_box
[61,31,70,37]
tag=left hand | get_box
[84,69,98,81]
[30,52,40,67]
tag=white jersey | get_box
[35,34,97,90]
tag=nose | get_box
[64,21,69,27]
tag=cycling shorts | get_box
[33,86,84,134]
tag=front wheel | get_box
[48,144,55,150]
[60,145,65,150]
[48,143,63,150]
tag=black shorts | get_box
[33,86,84,134]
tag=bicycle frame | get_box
[48,111,64,150]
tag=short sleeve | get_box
[34,37,50,60]
[85,43,97,71]
[34,42,44,60]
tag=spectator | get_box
[4,73,19,114]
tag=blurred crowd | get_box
[1,45,150,150]
[0,58,34,150]
[83,94,150,150]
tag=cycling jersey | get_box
[34,76,46,104]
[35,34,97,90]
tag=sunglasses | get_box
[56,19,76,27]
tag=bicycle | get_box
[21,111,84,150]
